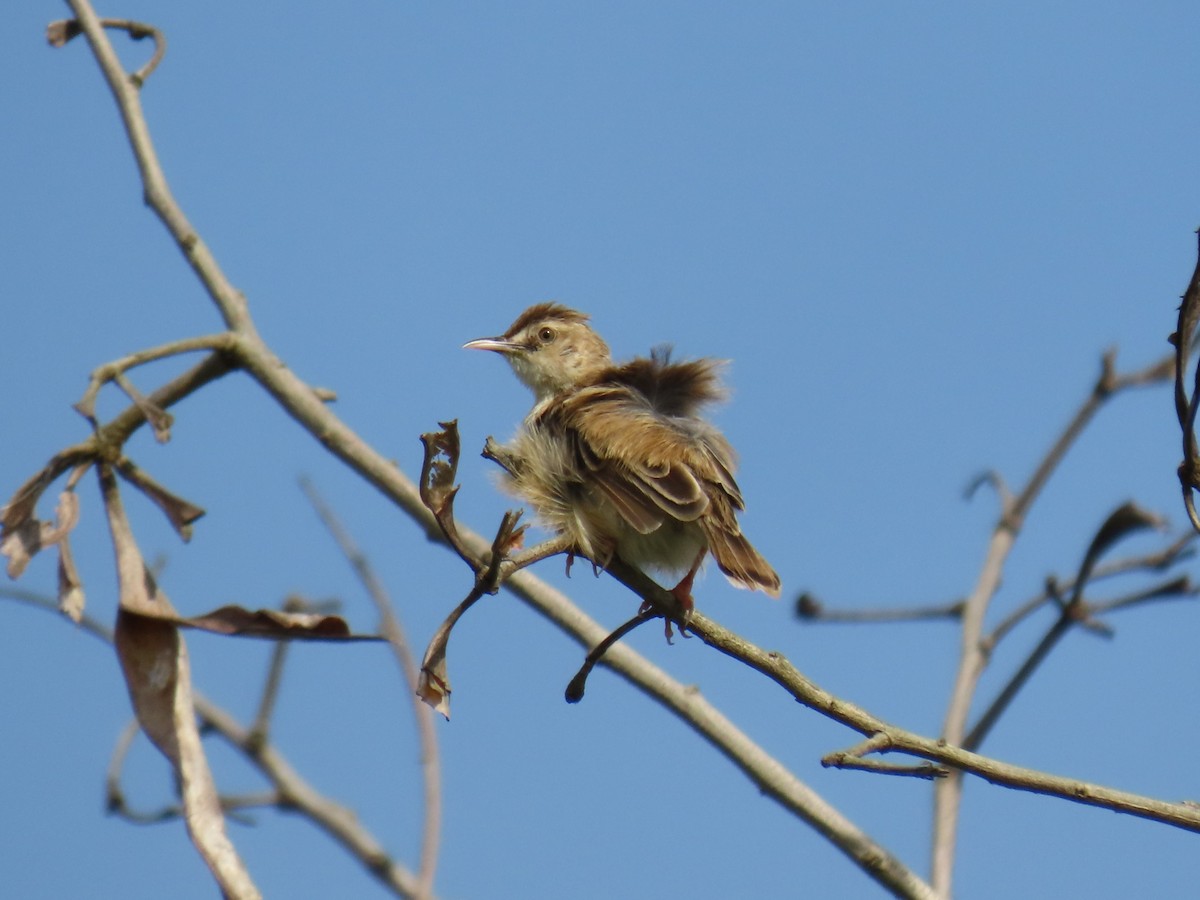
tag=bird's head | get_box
[465,303,612,401]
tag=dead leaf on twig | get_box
[57,532,85,622]
[1074,501,1166,598]
[1,489,81,579]
[100,463,259,896]
[45,19,81,47]
[174,604,379,640]
[419,419,461,517]
[417,598,478,720]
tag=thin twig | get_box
[1090,574,1197,615]
[2,585,428,899]
[47,17,166,86]
[682,610,1200,832]
[247,636,291,752]
[931,349,1175,898]
[74,333,233,423]
[983,533,1195,651]
[796,592,964,624]
[300,479,441,900]
[565,608,658,703]
[823,756,947,780]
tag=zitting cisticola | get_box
[465,303,781,614]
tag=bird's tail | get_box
[704,525,781,597]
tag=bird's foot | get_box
[564,551,604,580]
[637,575,695,644]
[664,580,695,643]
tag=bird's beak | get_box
[463,337,519,354]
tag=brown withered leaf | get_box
[176,605,378,640]
[115,609,184,758]
[417,605,468,720]
[114,458,205,541]
[417,651,452,721]
[45,19,82,47]
[1,489,82,579]
[1,519,42,580]
[102,465,260,895]
[2,454,91,535]
[419,419,461,515]
[57,534,85,623]
[114,608,261,897]
[1074,501,1167,599]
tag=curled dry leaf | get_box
[110,600,376,642]
[115,609,184,759]
[114,608,261,898]
[418,606,470,720]
[1075,501,1167,596]
[101,465,260,896]
[176,605,376,640]
[419,420,461,516]
[57,533,85,623]
[1,489,81,579]
[417,663,452,721]
[45,19,82,47]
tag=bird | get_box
[464,302,781,617]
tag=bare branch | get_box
[964,503,1169,753]
[796,591,964,624]
[4,585,429,899]
[983,532,1195,651]
[684,611,1200,833]
[47,16,166,86]
[300,480,441,900]
[565,608,658,703]
[931,348,1174,897]
[74,334,233,425]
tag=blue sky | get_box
[3,2,1199,897]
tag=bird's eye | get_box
[538,327,556,343]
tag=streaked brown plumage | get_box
[465,303,781,607]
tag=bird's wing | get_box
[560,384,743,534]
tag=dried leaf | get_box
[1,489,82,579]
[45,19,82,47]
[2,454,91,532]
[1074,501,1166,598]
[1,480,41,536]
[417,663,452,721]
[419,420,461,515]
[417,610,463,720]
[102,465,259,897]
[108,601,376,641]
[114,609,261,898]
[1,519,41,579]
[115,609,183,758]
[177,605,374,640]
[57,534,85,623]
[115,458,205,541]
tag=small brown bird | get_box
[465,303,781,612]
